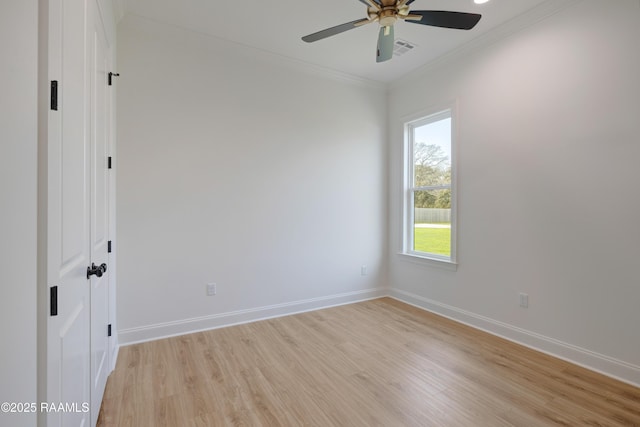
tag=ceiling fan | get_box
[302,0,482,63]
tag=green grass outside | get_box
[414,227,451,256]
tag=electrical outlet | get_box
[207,283,217,296]
[519,293,529,308]
[361,265,367,276]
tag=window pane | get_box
[413,190,451,257]
[413,117,451,187]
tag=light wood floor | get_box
[98,298,640,426]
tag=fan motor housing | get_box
[379,8,398,26]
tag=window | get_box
[403,109,456,264]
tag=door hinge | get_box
[108,156,112,169]
[108,324,112,337]
[50,286,58,316]
[108,72,120,86]
[50,81,58,111]
[108,240,112,253]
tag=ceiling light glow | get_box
[474,0,490,4]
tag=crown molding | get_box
[390,0,584,90]
[119,13,386,92]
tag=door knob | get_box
[87,263,107,279]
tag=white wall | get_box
[388,0,640,385]
[116,16,388,343]
[0,1,38,425]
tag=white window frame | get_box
[401,107,457,268]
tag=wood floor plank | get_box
[98,298,640,426]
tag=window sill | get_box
[396,252,458,271]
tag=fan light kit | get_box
[302,0,482,63]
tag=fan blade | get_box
[302,18,371,43]
[376,25,394,63]
[404,11,481,30]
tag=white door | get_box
[46,0,92,426]
[47,0,112,425]
[89,2,111,424]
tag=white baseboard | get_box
[118,287,387,346]
[388,288,640,388]
[116,286,640,388]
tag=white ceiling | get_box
[123,0,550,83]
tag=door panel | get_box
[47,0,91,426]
[89,4,111,423]
[59,303,89,427]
